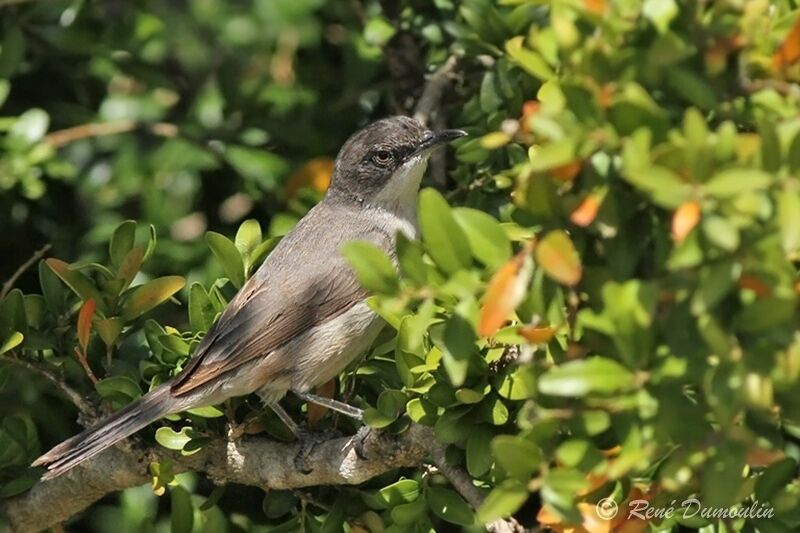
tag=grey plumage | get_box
[32,116,465,480]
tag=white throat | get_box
[369,154,429,230]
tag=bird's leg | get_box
[270,403,303,437]
[292,390,364,420]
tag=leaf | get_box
[535,230,582,286]
[667,67,717,110]
[452,208,512,269]
[10,108,49,145]
[538,357,635,397]
[95,317,123,347]
[188,283,217,333]
[478,246,533,336]
[39,259,64,312]
[437,314,477,387]
[505,36,555,80]
[671,201,701,243]
[156,426,193,451]
[755,457,797,501]
[95,375,142,405]
[570,193,602,227]
[772,13,800,71]
[109,220,137,269]
[419,188,472,275]
[492,435,543,479]
[426,487,474,526]
[519,325,557,344]
[117,245,146,291]
[171,485,194,533]
[778,189,800,253]
[377,479,419,508]
[705,169,773,198]
[476,480,529,523]
[45,259,105,312]
[0,331,23,355]
[206,231,245,289]
[341,241,399,295]
[467,427,494,477]
[77,299,95,352]
[643,0,678,34]
[120,276,185,321]
[284,158,334,199]
[529,139,576,172]
[235,219,262,261]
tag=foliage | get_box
[3,0,800,532]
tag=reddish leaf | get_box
[535,231,582,286]
[518,325,557,344]
[284,157,334,199]
[550,160,582,182]
[671,201,701,243]
[519,100,540,134]
[772,15,800,71]
[738,274,771,298]
[478,245,533,337]
[77,299,95,352]
[570,194,602,227]
[584,0,607,15]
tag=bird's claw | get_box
[352,425,373,459]
[293,428,343,474]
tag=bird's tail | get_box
[32,385,179,480]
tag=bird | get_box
[32,115,466,480]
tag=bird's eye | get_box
[372,149,393,166]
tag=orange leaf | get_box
[307,379,336,425]
[772,15,800,71]
[520,100,540,134]
[570,194,602,227]
[535,230,582,286]
[77,299,95,352]
[671,201,700,243]
[738,274,771,298]
[478,246,533,337]
[285,157,334,199]
[584,0,607,15]
[551,160,582,182]
[746,446,785,467]
[519,325,557,344]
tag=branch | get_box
[44,121,177,148]
[413,55,459,127]
[1,244,51,302]
[1,356,94,417]
[1,425,432,532]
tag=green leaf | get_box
[206,231,245,289]
[705,169,773,198]
[622,165,693,208]
[702,216,739,251]
[189,283,217,333]
[426,487,474,526]
[390,498,427,526]
[667,67,717,110]
[45,259,105,312]
[95,317,123,347]
[363,407,397,429]
[453,208,512,269]
[467,427,494,477]
[496,366,536,400]
[435,314,477,387]
[9,108,49,145]
[0,331,23,355]
[755,457,797,501]
[186,405,224,418]
[505,36,555,80]
[170,485,194,533]
[538,357,635,397]
[341,241,399,295]
[643,0,678,33]
[476,480,528,523]
[109,220,137,269]
[418,188,472,275]
[235,219,262,263]
[39,259,65,312]
[377,389,407,419]
[155,426,193,451]
[778,189,800,253]
[377,479,420,508]
[528,139,575,172]
[95,375,142,405]
[492,435,542,479]
[120,276,185,321]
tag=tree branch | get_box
[412,55,459,127]
[1,356,94,417]
[44,121,177,148]
[1,244,51,302]
[1,425,431,532]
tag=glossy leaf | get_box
[535,230,582,286]
[120,276,185,321]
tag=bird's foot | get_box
[293,428,343,474]
[352,425,374,460]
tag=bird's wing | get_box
[170,217,384,396]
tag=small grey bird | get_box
[33,116,466,479]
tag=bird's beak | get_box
[413,128,468,156]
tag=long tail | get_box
[32,385,179,480]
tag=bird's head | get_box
[327,116,465,208]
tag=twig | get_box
[1,244,51,301]
[413,55,459,127]
[44,120,177,148]
[1,355,94,416]
[73,347,99,385]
